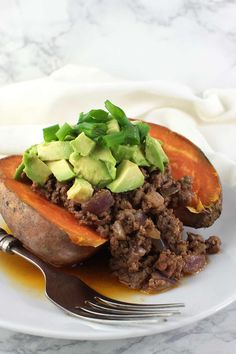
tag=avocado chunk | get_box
[26,144,38,156]
[107,119,120,134]
[145,135,168,172]
[67,178,94,203]
[92,146,116,165]
[107,160,144,193]
[91,146,116,180]
[47,159,75,182]
[70,132,96,156]
[69,151,81,167]
[37,141,73,161]
[132,147,150,166]
[112,144,149,166]
[14,160,25,180]
[23,153,51,185]
[74,156,112,187]
[105,162,116,179]
[112,145,134,162]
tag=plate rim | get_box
[0,294,235,340]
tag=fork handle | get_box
[0,228,51,275]
[0,228,19,253]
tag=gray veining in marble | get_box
[0,0,236,353]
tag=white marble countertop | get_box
[0,0,236,353]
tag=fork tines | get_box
[76,296,185,322]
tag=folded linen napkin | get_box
[0,64,235,188]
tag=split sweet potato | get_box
[0,123,222,266]
[0,155,105,266]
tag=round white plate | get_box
[0,126,235,340]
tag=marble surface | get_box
[1,0,236,353]
[1,0,236,91]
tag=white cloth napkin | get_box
[0,64,235,188]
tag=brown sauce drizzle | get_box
[0,226,142,300]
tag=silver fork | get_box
[0,228,184,323]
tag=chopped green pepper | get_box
[76,122,107,139]
[101,131,126,148]
[79,109,109,123]
[133,121,150,142]
[43,124,60,142]
[56,123,74,141]
[105,100,130,127]
[124,125,140,145]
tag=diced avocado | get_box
[92,146,116,180]
[107,119,120,134]
[47,160,75,182]
[69,151,81,167]
[112,144,149,166]
[74,156,112,187]
[145,135,169,172]
[112,145,135,162]
[23,153,51,185]
[37,141,73,161]
[105,161,116,179]
[67,178,93,203]
[70,132,96,156]
[132,146,150,166]
[14,161,25,180]
[26,144,38,156]
[92,146,116,165]
[107,160,144,193]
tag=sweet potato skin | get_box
[174,199,222,228]
[0,157,102,266]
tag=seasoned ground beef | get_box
[32,165,221,291]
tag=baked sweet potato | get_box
[0,123,222,267]
[149,123,222,228]
[0,155,105,266]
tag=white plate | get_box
[0,125,235,340]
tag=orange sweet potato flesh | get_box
[149,123,222,227]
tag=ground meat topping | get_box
[32,165,221,292]
[142,189,165,212]
[205,236,222,254]
[155,250,184,280]
[187,232,207,255]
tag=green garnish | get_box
[101,131,127,148]
[79,109,109,123]
[124,125,140,145]
[76,122,107,139]
[56,123,75,141]
[105,100,130,127]
[14,100,169,196]
[43,124,60,142]
[133,121,150,142]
